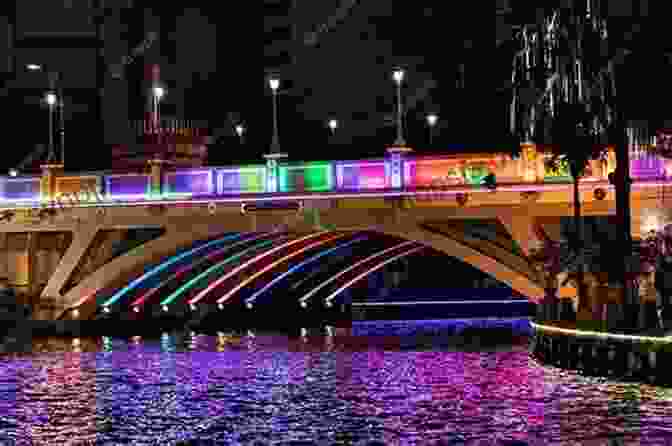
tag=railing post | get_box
[147,158,167,198]
[385,146,413,189]
[263,153,287,193]
[40,163,64,203]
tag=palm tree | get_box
[542,101,607,319]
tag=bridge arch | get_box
[57,219,546,320]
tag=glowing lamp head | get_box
[133,306,139,313]
[153,86,165,100]
[328,119,338,131]
[269,78,280,91]
[102,306,110,314]
[72,309,80,318]
[26,64,42,71]
[218,303,224,310]
[235,124,245,137]
[45,92,57,106]
[245,302,253,309]
[189,303,196,311]
[162,305,169,312]
[300,301,307,308]
[8,169,18,177]
[393,68,405,84]
[426,114,438,127]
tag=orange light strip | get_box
[188,231,330,305]
[216,233,347,305]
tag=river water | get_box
[1,318,671,445]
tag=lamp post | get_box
[269,77,281,153]
[392,68,406,146]
[28,64,64,165]
[45,92,57,163]
[426,113,438,146]
[264,75,287,193]
[152,85,165,127]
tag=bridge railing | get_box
[0,147,668,207]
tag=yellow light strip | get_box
[531,322,672,343]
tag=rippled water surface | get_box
[1,319,672,445]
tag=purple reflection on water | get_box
[1,321,672,445]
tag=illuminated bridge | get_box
[0,145,669,321]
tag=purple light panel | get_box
[630,155,665,179]
[105,175,151,197]
[164,170,214,195]
[1,178,41,200]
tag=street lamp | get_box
[235,123,245,142]
[268,77,281,153]
[8,169,18,177]
[45,92,58,162]
[392,68,406,146]
[328,119,338,136]
[28,64,64,165]
[426,114,438,146]
[152,85,165,127]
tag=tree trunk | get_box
[573,174,588,314]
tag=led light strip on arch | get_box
[216,233,347,307]
[130,232,280,309]
[96,232,247,309]
[187,231,332,306]
[244,235,369,308]
[298,240,418,307]
[323,245,426,307]
[158,235,292,308]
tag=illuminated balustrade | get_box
[3,147,669,207]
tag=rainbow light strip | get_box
[130,232,271,309]
[298,240,418,307]
[531,322,672,343]
[244,235,369,307]
[217,233,346,306]
[159,235,290,307]
[187,232,331,306]
[323,245,425,306]
[5,177,672,211]
[100,233,246,308]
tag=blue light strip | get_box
[101,232,247,308]
[244,235,368,306]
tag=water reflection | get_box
[0,319,671,445]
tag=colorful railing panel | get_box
[217,166,266,194]
[104,174,151,199]
[279,162,332,192]
[164,169,214,196]
[0,177,41,201]
[335,160,387,190]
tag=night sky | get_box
[0,0,670,172]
